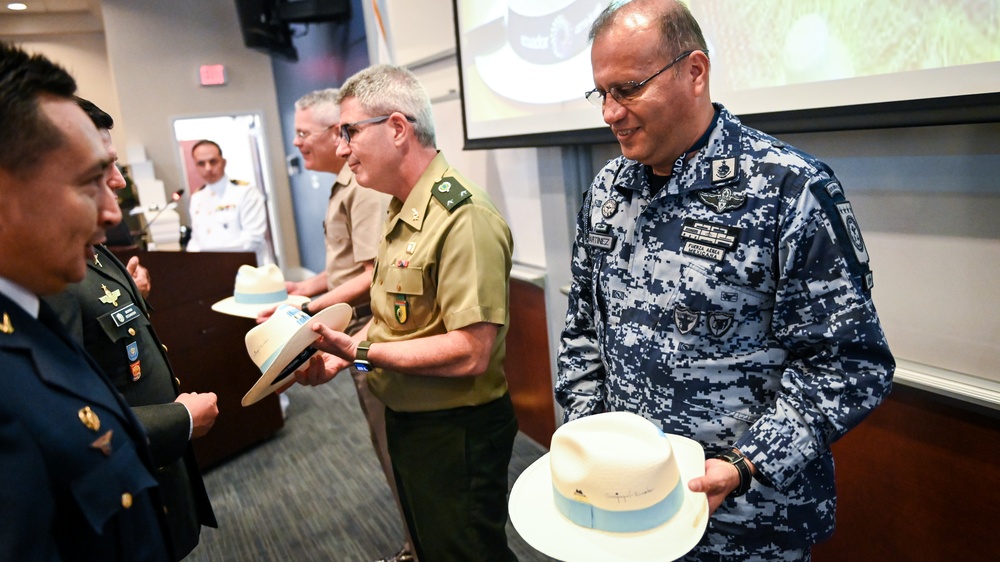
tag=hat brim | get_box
[509,434,709,562]
[241,303,353,407]
[475,42,594,104]
[211,294,311,319]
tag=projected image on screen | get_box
[453,0,1000,148]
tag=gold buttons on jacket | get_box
[121,493,133,509]
[128,328,136,336]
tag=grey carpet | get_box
[187,371,557,561]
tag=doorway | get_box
[172,113,281,266]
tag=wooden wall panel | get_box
[113,249,284,469]
[505,279,556,448]
[814,384,1000,561]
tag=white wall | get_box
[99,0,299,266]
[5,33,125,143]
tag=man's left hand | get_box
[688,458,743,515]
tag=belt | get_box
[352,303,372,320]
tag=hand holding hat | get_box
[241,303,352,406]
[509,411,709,561]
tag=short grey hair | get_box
[294,88,340,126]
[336,64,435,148]
[589,0,708,61]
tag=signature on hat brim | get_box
[211,294,311,319]
[509,434,709,562]
[241,303,353,407]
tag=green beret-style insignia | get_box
[431,176,471,212]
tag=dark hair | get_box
[191,139,223,158]
[76,96,114,130]
[0,41,77,175]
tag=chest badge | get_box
[394,295,409,324]
[78,406,101,432]
[90,429,113,457]
[698,187,746,213]
[99,284,121,307]
[601,199,618,218]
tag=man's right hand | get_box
[175,392,219,439]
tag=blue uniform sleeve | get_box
[735,175,894,490]
[555,187,609,421]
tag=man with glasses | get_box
[557,1,894,560]
[291,65,518,562]
[265,88,411,562]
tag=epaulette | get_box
[431,176,472,212]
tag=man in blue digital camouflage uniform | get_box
[556,1,895,560]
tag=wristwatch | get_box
[716,448,753,497]
[354,340,372,372]
[301,301,312,315]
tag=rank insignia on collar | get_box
[0,312,12,334]
[99,284,121,307]
[93,253,102,267]
[711,157,737,183]
[698,187,747,213]
[78,406,100,432]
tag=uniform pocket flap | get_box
[383,266,424,296]
[71,438,158,534]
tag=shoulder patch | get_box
[431,176,472,213]
[809,178,874,292]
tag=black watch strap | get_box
[716,448,753,497]
[301,301,311,315]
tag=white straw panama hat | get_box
[472,0,606,104]
[241,303,352,407]
[211,264,310,319]
[508,411,709,562]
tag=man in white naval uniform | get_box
[187,139,273,266]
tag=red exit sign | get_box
[199,64,227,86]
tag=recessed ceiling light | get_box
[7,3,29,11]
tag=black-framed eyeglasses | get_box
[295,123,338,141]
[340,113,416,145]
[585,50,699,108]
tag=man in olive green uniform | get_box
[292,65,518,562]
[44,100,218,561]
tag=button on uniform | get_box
[121,492,133,509]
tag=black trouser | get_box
[385,394,519,562]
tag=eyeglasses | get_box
[295,123,338,141]
[340,114,416,145]
[585,50,698,108]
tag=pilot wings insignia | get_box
[698,187,747,213]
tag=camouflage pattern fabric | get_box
[556,104,894,547]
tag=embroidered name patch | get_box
[680,219,740,262]
[587,233,615,251]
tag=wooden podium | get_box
[112,248,284,470]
